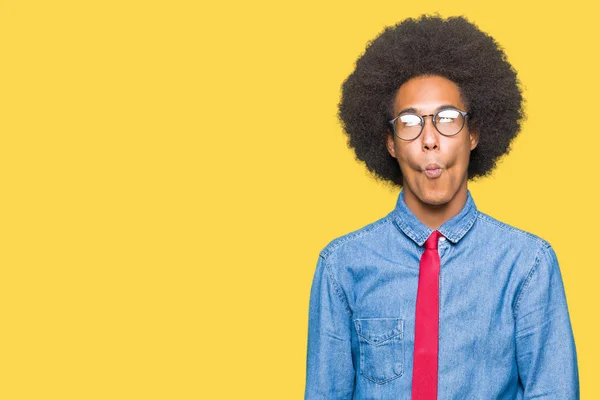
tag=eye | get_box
[399,114,421,127]
[436,109,460,124]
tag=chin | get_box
[417,189,452,207]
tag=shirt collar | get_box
[391,189,478,246]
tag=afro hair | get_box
[338,14,524,187]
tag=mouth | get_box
[423,163,443,179]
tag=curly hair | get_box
[338,14,524,187]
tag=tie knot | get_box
[425,230,443,249]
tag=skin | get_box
[386,75,479,230]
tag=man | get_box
[304,15,579,399]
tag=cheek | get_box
[459,142,473,162]
[395,144,420,169]
[446,140,472,167]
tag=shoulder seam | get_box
[513,242,553,319]
[475,212,549,247]
[320,255,353,318]
[319,215,392,260]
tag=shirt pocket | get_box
[353,317,404,384]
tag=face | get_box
[386,75,479,207]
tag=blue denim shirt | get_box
[305,189,579,399]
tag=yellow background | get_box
[1,0,598,398]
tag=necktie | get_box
[411,230,443,400]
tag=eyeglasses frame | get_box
[389,108,470,141]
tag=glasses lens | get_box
[435,109,464,136]
[395,114,422,140]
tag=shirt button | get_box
[439,237,446,242]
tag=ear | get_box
[469,129,479,151]
[386,131,397,158]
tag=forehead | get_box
[393,75,465,114]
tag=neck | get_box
[403,184,468,230]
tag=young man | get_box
[304,15,579,399]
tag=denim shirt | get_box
[305,189,579,399]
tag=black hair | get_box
[338,14,524,186]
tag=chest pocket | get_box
[354,317,404,384]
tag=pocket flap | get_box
[354,318,403,345]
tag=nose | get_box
[421,114,439,151]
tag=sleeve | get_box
[515,244,580,399]
[304,254,355,400]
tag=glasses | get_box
[389,108,469,141]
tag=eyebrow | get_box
[395,104,459,116]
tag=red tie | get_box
[411,230,443,400]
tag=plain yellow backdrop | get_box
[1,0,598,398]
